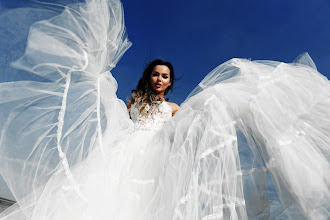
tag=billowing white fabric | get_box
[0,0,329,219]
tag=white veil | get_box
[0,0,132,217]
[161,54,330,219]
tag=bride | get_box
[0,0,329,219]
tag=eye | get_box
[162,75,169,79]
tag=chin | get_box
[153,88,164,94]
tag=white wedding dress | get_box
[0,0,329,219]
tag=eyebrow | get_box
[153,71,169,75]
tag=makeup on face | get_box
[149,65,171,98]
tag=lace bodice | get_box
[129,101,172,131]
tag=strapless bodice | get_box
[129,101,172,131]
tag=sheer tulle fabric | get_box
[0,0,132,218]
[0,0,329,219]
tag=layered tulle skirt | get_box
[0,0,329,219]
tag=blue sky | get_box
[116,0,330,104]
[1,0,330,105]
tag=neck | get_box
[157,93,165,101]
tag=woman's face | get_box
[149,65,171,95]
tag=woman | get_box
[127,59,180,117]
[0,0,329,219]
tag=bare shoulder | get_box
[165,101,180,116]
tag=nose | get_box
[157,75,162,81]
